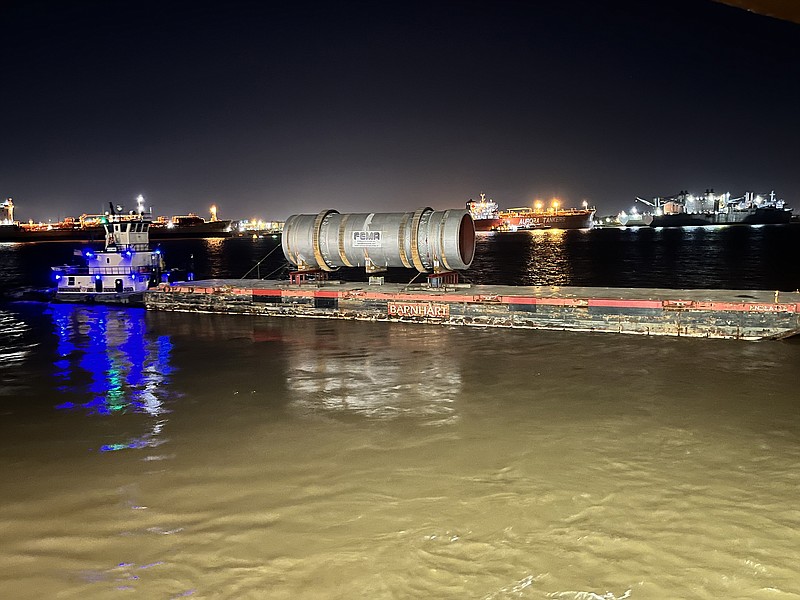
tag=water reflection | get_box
[201,238,226,278]
[473,229,573,286]
[525,229,571,285]
[284,323,462,423]
[0,308,35,395]
[47,304,174,452]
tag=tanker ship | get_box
[467,194,595,231]
[638,190,793,227]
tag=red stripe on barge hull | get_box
[590,299,663,310]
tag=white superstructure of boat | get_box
[51,196,165,303]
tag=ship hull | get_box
[650,208,792,228]
[54,291,146,305]
[149,220,233,239]
[0,220,233,242]
[473,210,595,232]
[0,225,105,243]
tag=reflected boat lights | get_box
[49,306,175,452]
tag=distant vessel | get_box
[50,197,165,303]
[0,198,233,242]
[639,190,793,227]
[150,213,232,239]
[467,193,595,231]
[1,197,105,242]
[616,207,653,227]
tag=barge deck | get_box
[144,279,800,341]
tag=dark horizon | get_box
[2,0,799,222]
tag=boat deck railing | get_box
[55,266,154,276]
[107,243,151,252]
[501,207,595,216]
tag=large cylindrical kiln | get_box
[282,208,475,273]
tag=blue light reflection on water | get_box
[45,304,175,452]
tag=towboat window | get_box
[68,277,74,285]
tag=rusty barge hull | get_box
[143,280,800,341]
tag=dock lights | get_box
[94,274,102,281]
[84,250,95,259]
[53,273,62,281]
[124,249,134,258]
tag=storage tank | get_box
[282,208,475,273]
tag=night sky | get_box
[2,0,799,222]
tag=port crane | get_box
[635,196,657,207]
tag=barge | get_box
[143,207,799,341]
[145,280,800,341]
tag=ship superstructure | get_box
[1,197,14,224]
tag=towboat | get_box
[50,197,165,304]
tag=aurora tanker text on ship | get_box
[466,194,595,232]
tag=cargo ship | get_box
[638,190,794,227]
[467,193,595,231]
[149,212,232,239]
[0,197,233,242]
[1,197,104,241]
